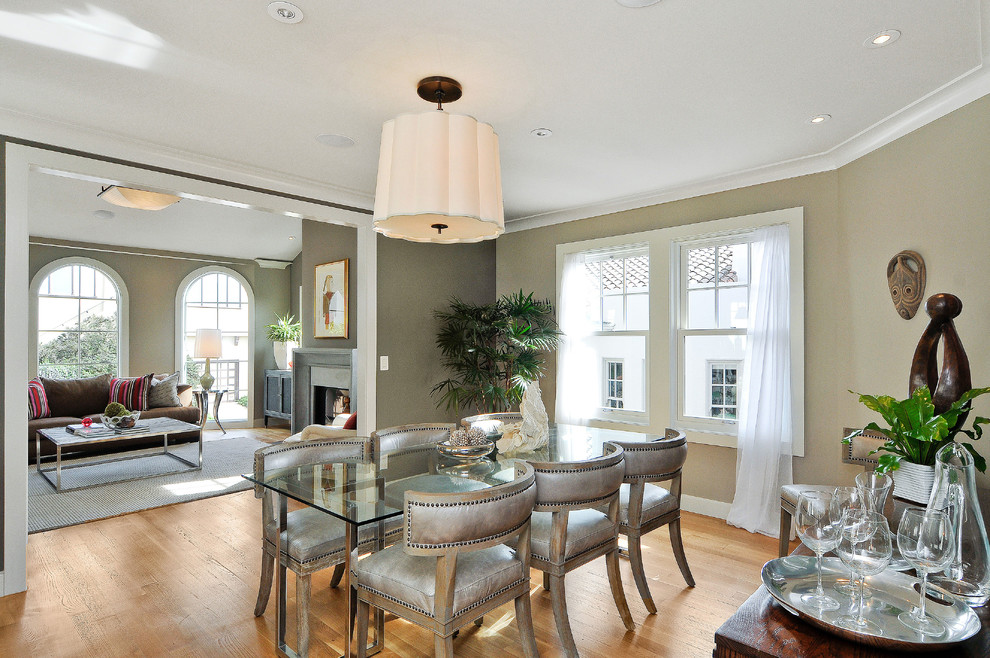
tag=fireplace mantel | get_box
[291,348,357,433]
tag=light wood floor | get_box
[0,428,793,657]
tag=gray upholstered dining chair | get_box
[778,428,887,556]
[352,460,539,658]
[371,422,455,454]
[526,442,634,656]
[253,433,396,657]
[607,429,694,615]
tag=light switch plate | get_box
[379,355,389,371]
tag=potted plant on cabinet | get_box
[432,290,561,413]
[266,313,301,371]
[845,385,989,503]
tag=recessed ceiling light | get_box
[92,209,114,220]
[616,0,662,7]
[865,30,900,48]
[288,235,296,240]
[809,114,831,124]
[316,133,356,147]
[530,128,553,138]
[268,2,303,24]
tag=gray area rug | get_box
[29,436,266,533]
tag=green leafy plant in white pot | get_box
[266,313,301,371]
[845,385,989,504]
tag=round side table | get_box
[194,389,227,434]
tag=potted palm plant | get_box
[432,290,561,413]
[266,313,301,370]
[845,385,989,503]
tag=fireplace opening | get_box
[313,386,351,425]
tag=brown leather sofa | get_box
[29,374,202,461]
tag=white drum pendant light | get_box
[373,77,504,243]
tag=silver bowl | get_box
[436,440,495,462]
[102,411,141,431]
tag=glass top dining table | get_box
[243,423,662,657]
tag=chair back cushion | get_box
[404,461,536,553]
[610,432,687,482]
[529,443,625,510]
[253,436,371,496]
[372,423,453,453]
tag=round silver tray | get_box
[436,440,495,461]
[762,556,980,651]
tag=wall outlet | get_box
[379,355,389,371]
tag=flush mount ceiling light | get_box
[97,185,181,210]
[268,1,303,24]
[615,0,662,6]
[865,29,901,48]
[373,76,504,243]
[809,114,831,124]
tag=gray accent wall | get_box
[28,239,291,423]
[376,239,496,428]
[496,93,990,505]
[299,220,357,350]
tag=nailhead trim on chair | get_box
[355,577,528,619]
[532,461,619,475]
[537,493,614,508]
[624,468,682,481]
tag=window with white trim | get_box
[676,236,752,432]
[36,262,122,378]
[579,246,649,422]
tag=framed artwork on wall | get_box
[314,259,348,338]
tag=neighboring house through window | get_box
[32,258,128,378]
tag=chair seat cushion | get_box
[617,483,678,528]
[265,509,402,564]
[780,484,835,506]
[353,544,525,618]
[528,508,616,564]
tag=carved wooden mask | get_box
[886,250,926,320]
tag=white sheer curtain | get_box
[555,253,597,425]
[727,224,793,536]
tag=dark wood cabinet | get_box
[264,370,292,427]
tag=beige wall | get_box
[376,239,496,428]
[497,94,990,503]
[28,239,292,422]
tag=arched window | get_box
[177,268,253,423]
[33,259,127,378]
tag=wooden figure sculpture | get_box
[887,250,926,319]
[909,293,971,424]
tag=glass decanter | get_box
[926,442,990,607]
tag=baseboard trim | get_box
[681,494,731,520]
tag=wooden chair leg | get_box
[543,571,550,590]
[627,535,657,614]
[514,590,539,658]
[254,546,275,617]
[473,616,484,627]
[605,550,635,631]
[329,562,345,588]
[356,599,370,658]
[668,519,695,588]
[549,574,579,657]
[297,573,311,657]
[434,634,454,658]
[778,506,792,557]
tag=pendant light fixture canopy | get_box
[373,76,504,244]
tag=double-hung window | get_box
[674,236,753,433]
[582,246,649,423]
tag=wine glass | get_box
[831,486,868,597]
[897,508,954,636]
[795,491,841,611]
[835,510,892,634]
[855,471,892,514]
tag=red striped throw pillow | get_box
[108,374,154,411]
[28,378,51,420]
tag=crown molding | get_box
[506,63,989,234]
[0,106,376,211]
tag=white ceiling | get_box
[28,170,303,261]
[3,1,988,234]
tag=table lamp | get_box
[193,328,222,391]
